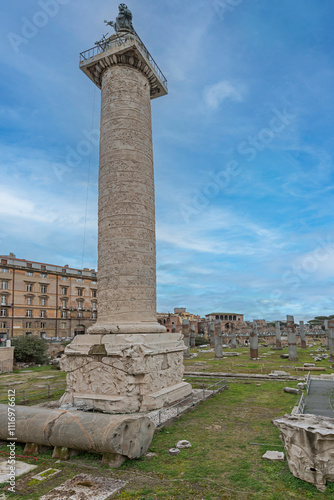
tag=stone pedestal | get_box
[287,315,298,361]
[60,31,192,413]
[275,321,282,349]
[60,332,190,413]
[299,320,306,349]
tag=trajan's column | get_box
[60,5,192,413]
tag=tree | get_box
[12,336,49,365]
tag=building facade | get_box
[0,254,97,339]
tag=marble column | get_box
[275,321,282,349]
[299,321,306,349]
[328,319,334,361]
[250,323,258,359]
[214,320,223,358]
[230,324,237,349]
[287,315,298,361]
[182,319,190,358]
[60,31,192,413]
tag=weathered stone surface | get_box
[0,405,155,459]
[176,440,191,449]
[287,315,298,361]
[270,370,289,376]
[250,325,258,359]
[300,321,307,348]
[283,387,300,395]
[262,450,285,461]
[40,474,127,500]
[0,347,14,373]
[275,321,282,349]
[304,363,315,367]
[273,414,334,492]
[60,333,192,413]
[0,460,37,484]
[168,448,180,456]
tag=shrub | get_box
[12,336,49,365]
[195,336,210,346]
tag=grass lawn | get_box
[1,379,333,499]
[184,342,332,376]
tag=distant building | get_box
[0,254,97,339]
[205,312,243,322]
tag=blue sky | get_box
[1,0,334,322]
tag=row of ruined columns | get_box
[181,315,334,361]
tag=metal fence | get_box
[0,382,66,405]
[295,393,305,415]
[79,31,168,88]
[306,371,311,394]
[152,379,226,427]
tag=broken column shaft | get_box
[275,321,282,349]
[214,320,223,358]
[299,320,307,349]
[250,323,258,359]
[287,315,298,361]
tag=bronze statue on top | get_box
[104,4,135,33]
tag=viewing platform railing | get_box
[80,31,168,89]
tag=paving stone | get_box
[31,468,61,482]
[262,451,285,461]
[39,473,127,499]
[0,460,37,483]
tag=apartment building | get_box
[0,254,97,339]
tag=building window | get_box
[41,273,47,278]
[1,268,9,273]
[27,297,32,305]
[27,263,32,268]
[0,322,6,329]
[61,287,67,295]
[62,299,67,309]
[77,278,83,283]
[0,309,7,317]
[1,295,6,306]
[78,301,83,310]
[26,310,32,318]
[61,311,67,319]
[27,284,33,292]
[26,332,32,336]
[78,289,83,297]
[78,311,83,319]
[1,281,8,290]
[92,302,97,311]
[61,322,66,329]
[40,310,46,318]
[26,322,31,328]
[41,285,47,293]
[78,271,82,276]
[27,271,33,276]
[92,272,96,277]
[62,276,67,281]
[92,289,97,298]
[92,312,97,320]
[41,322,45,329]
[41,298,47,306]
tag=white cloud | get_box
[204,80,246,110]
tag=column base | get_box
[60,332,192,414]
